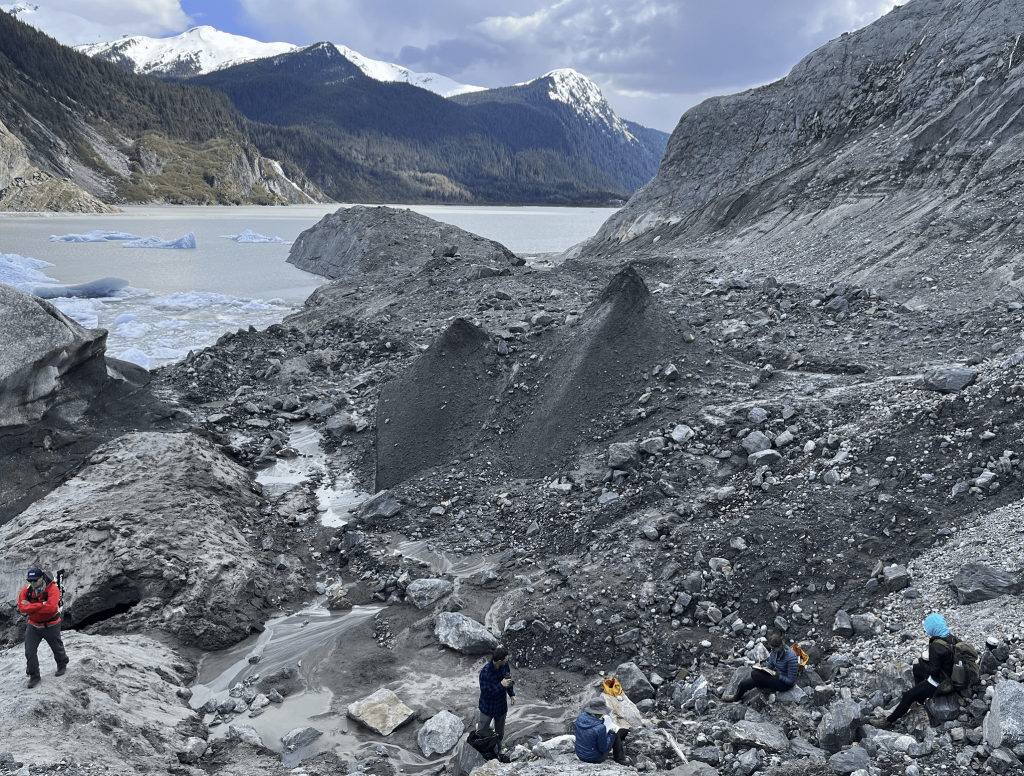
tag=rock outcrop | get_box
[0,432,279,650]
[288,205,518,280]
[0,632,200,772]
[0,285,108,433]
[577,0,1024,308]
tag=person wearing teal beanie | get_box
[875,613,957,728]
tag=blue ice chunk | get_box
[219,229,284,243]
[27,277,131,299]
[0,252,57,287]
[50,230,141,242]
[123,232,197,249]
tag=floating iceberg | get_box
[50,230,141,242]
[26,277,131,299]
[116,347,155,370]
[123,232,197,249]
[220,229,284,243]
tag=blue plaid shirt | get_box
[478,660,514,716]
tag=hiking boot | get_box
[28,675,40,688]
[55,664,67,677]
[871,717,893,730]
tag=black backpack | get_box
[467,729,501,760]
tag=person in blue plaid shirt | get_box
[478,645,516,741]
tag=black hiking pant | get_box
[887,663,938,723]
[594,729,628,764]
[736,670,795,698]
[25,622,68,677]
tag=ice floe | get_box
[219,229,285,243]
[49,230,141,242]
[123,231,197,249]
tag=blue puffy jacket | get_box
[574,711,614,762]
[768,647,799,686]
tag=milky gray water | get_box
[0,204,615,368]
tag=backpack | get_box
[467,729,501,761]
[950,638,980,694]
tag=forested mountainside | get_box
[0,11,319,206]
[188,45,667,205]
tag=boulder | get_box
[727,720,789,753]
[282,726,322,749]
[175,737,208,764]
[347,688,415,736]
[850,613,884,637]
[741,431,772,454]
[0,284,107,433]
[833,610,854,638]
[950,563,1022,604]
[407,579,454,609]
[615,661,655,701]
[0,432,277,650]
[288,205,517,279]
[435,612,498,654]
[984,680,1024,749]
[671,424,696,444]
[665,764,720,776]
[228,725,265,748]
[925,693,963,725]
[817,694,862,752]
[747,449,782,467]
[608,441,640,469]
[919,366,978,393]
[357,490,402,521]
[882,564,911,591]
[0,632,197,772]
[829,746,870,773]
[417,710,465,757]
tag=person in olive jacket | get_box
[876,613,957,727]
[18,568,68,688]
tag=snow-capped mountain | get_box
[76,26,295,79]
[77,26,484,98]
[529,68,643,143]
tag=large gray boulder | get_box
[288,205,517,280]
[984,680,1024,749]
[347,688,415,736]
[727,720,789,753]
[0,432,281,650]
[950,563,1022,604]
[435,612,499,654]
[817,694,862,752]
[918,367,979,393]
[615,661,655,701]
[0,284,107,433]
[407,578,454,609]
[417,710,465,757]
[0,632,197,772]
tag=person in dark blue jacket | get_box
[478,645,516,741]
[574,696,628,764]
[725,631,799,701]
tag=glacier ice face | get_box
[123,232,197,249]
[220,229,284,243]
[50,230,141,242]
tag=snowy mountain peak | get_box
[75,25,483,98]
[76,27,296,77]
[527,68,636,139]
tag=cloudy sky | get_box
[5,0,901,131]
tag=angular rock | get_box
[614,661,655,701]
[417,710,465,757]
[850,613,883,637]
[282,726,321,748]
[406,579,454,609]
[817,695,862,752]
[925,693,963,725]
[950,563,1022,604]
[727,720,789,753]
[833,610,854,638]
[829,746,869,773]
[175,737,207,764]
[666,763,720,776]
[748,449,782,467]
[228,724,264,747]
[608,441,640,469]
[741,431,772,454]
[357,490,402,521]
[671,424,696,444]
[347,688,415,736]
[452,741,486,776]
[435,612,499,654]
[984,680,1024,749]
[883,564,911,591]
[919,366,978,393]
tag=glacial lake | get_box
[0,204,616,367]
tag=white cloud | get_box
[3,0,190,44]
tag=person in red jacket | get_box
[18,567,68,688]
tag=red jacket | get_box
[18,581,61,627]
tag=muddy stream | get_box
[190,424,568,771]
